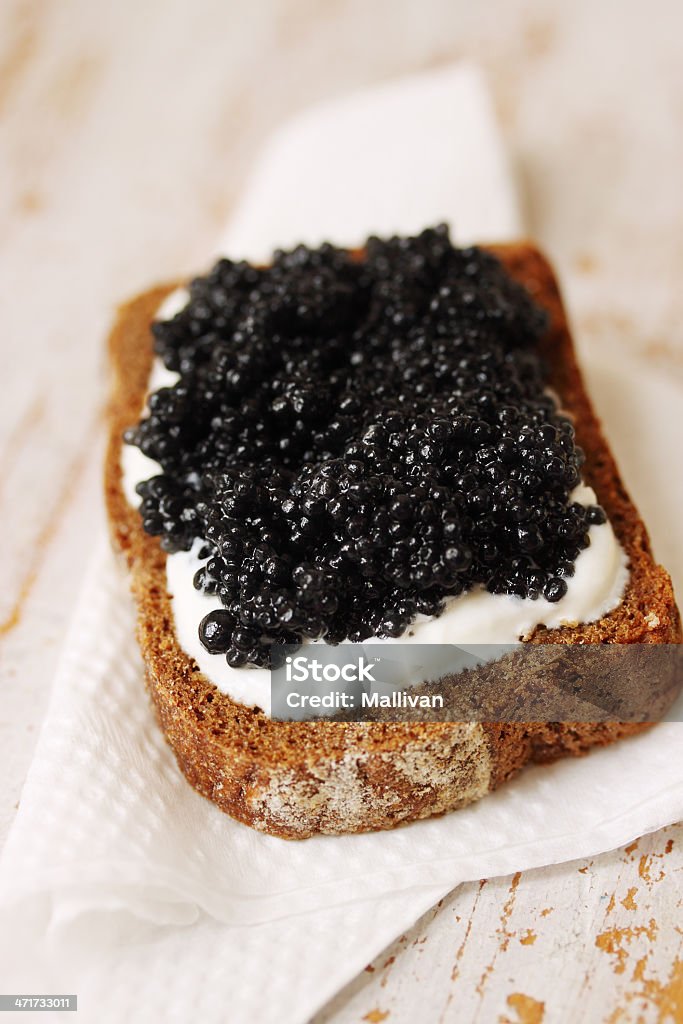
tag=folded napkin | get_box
[218,63,521,259]
[1,64,681,1024]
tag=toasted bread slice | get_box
[104,243,681,838]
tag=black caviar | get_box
[125,226,604,667]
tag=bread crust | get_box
[104,244,681,838]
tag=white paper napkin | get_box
[218,63,522,260]
[0,65,681,1024]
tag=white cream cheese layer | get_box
[120,289,629,714]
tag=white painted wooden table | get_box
[2,1,682,1021]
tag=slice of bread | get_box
[104,243,681,839]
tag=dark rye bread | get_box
[104,243,681,838]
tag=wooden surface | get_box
[315,826,683,1024]
[1,1,683,1021]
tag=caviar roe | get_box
[125,226,606,667]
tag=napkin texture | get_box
[218,64,522,260]
[0,64,681,1024]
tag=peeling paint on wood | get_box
[314,827,683,1023]
[500,992,545,1024]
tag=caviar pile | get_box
[125,226,606,668]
